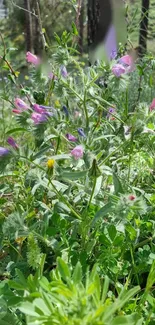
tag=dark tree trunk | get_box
[33,0,41,55]
[87,0,112,50]
[24,0,33,52]
[79,0,84,55]
[138,0,150,57]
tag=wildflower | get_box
[12,109,22,114]
[0,147,10,156]
[7,137,18,149]
[74,110,82,118]
[31,112,47,124]
[107,107,116,119]
[26,52,40,65]
[77,128,86,138]
[55,100,60,108]
[118,54,135,73]
[60,65,68,78]
[48,72,57,80]
[47,159,55,168]
[128,194,136,201]
[66,133,77,142]
[14,98,28,110]
[112,64,126,77]
[150,98,155,111]
[48,72,54,79]
[71,145,84,160]
[110,50,117,60]
[63,105,69,117]
[33,104,46,114]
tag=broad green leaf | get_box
[15,268,28,287]
[72,262,82,284]
[0,299,7,319]
[33,298,51,315]
[92,202,113,225]
[19,302,39,316]
[57,257,71,281]
[60,170,87,180]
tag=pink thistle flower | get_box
[14,98,29,110]
[150,98,155,111]
[31,112,47,124]
[26,52,40,65]
[128,194,136,201]
[112,64,126,77]
[7,137,18,149]
[71,145,84,160]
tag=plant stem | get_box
[88,177,97,207]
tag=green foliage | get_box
[0,6,155,325]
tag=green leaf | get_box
[15,268,28,287]
[108,225,117,241]
[72,22,78,35]
[126,224,137,241]
[103,286,140,322]
[101,276,109,303]
[60,170,87,180]
[19,302,39,317]
[51,154,71,160]
[72,262,82,284]
[92,202,113,226]
[0,298,7,319]
[113,173,124,195]
[6,128,27,135]
[57,257,71,281]
[31,146,51,160]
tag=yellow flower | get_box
[25,75,29,80]
[15,71,20,77]
[15,237,26,244]
[55,100,60,108]
[47,159,55,168]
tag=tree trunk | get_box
[138,0,150,57]
[24,0,33,52]
[79,0,84,55]
[87,0,112,50]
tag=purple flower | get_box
[66,133,77,142]
[77,128,86,138]
[34,104,56,116]
[110,50,117,60]
[71,145,84,160]
[63,105,69,117]
[60,65,68,78]
[31,112,47,124]
[0,147,10,156]
[112,64,126,77]
[107,107,116,120]
[7,137,18,149]
[14,98,29,111]
[33,104,46,114]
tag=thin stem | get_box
[83,89,89,128]
[88,177,97,207]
